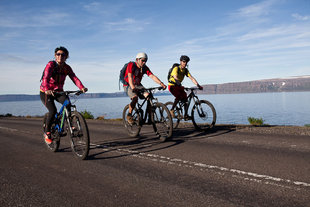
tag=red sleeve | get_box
[41,61,55,91]
[145,66,153,76]
[67,65,85,90]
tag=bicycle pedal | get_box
[184,116,192,121]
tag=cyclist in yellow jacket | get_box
[168,55,203,119]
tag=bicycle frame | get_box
[176,88,200,116]
[53,94,77,136]
[134,91,157,125]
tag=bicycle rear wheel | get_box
[165,101,181,129]
[151,102,173,141]
[43,113,60,152]
[191,100,216,131]
[122,104,141,137]
[69,111,90,160]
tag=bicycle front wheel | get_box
[69,111,90,160]
[165,101,181,129]
[151,102,173,141]
[191,100,216,131]
[43,113,60,152]
[122,104,141,137]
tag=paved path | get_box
[0,117,309,207]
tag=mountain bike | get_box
[165,87,216,131]
[122,87,173,142]
[42,90,90,160]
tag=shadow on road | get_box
[87,125,236,160]
[171,124,237,141]
[87,135,185,160]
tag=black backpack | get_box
[119,62,132,86]
[40,61,57,82]
[119,61,139,89]
[168,63,189,84]
[167,63,180,83]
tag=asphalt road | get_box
[0,117,309,207]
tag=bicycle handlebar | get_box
[134,86,165,93]
[184,87,201,91]
[53,90,84,96]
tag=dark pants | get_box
[40,91,68,133]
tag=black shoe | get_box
[146,119,153,125]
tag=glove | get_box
[197,85,203,90]
[82,88,88,93]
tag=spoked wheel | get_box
[122,104,141,137]
[69,111,90,160]
[165,101,181,129]
[43,113,60,152]
[151,102,173,141]
[191,100,216,131]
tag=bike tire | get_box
[165,101,181,129]
[69,111,90,160]
[191,100,216,131]
[43,113,60,152]
[151,102,173,141]
[122,104,141,137]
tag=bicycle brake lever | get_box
[75,91,83,96]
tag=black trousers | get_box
[40,91,68,133]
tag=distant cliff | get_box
[200,76,310,94]
[1,76,309,102]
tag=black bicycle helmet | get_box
[180,55,190,62]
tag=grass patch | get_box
[0,113,13,117]
[304,124,310,127]
[248,117,266,126]
[80,110,94,119]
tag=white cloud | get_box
[292,13,310,21]
[105,18,150,32]
[238,24,310,41]
[235,0,276,18]
[0,9,70,28]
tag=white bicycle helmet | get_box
[136,52,148,60]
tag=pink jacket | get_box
[40,61,85,92]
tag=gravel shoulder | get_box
[1,116,310,136]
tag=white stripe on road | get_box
[0,126,18,132]
[93,144,310,189]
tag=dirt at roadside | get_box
[233,125,310,136]
[1,116,310,136]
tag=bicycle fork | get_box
[194,101,206,118]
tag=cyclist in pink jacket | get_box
[40,46,87,144]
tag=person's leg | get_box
[40,91,56,144]
[40,91,57,133]
[179,89,189,117]
[124,86,138,124]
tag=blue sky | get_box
[0,0,309,94]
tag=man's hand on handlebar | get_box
[45,90,54,96]
[132,88,139,93]
[160,82,167,90]
[197,84,203,90]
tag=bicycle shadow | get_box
[170,124,237,141]
[87,125,237,160]
[87,133,185,160]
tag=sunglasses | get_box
[56,53,66,57]
[140,59,147,63]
